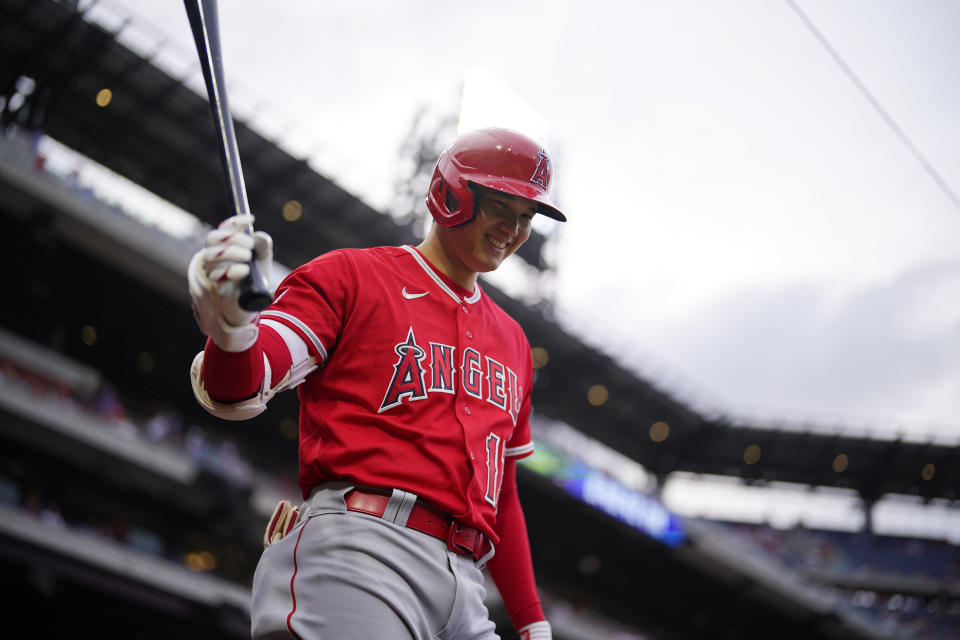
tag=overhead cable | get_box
[786,0,960,212]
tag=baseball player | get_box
[188,127,565,640]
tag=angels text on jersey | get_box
[379,326,523,425]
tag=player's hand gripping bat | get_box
[183,0,272,311]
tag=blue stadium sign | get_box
[522,446,685,547]
[565,467,685,547]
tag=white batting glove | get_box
[518,621,552,640]
[188,214,273,352]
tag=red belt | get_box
[344,488,488,561]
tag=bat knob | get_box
[238,260,273,311]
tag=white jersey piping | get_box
[261,310,328,362]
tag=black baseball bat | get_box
[183,0,272,311]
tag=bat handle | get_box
[238,257,273,311]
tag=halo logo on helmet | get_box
[530,151,550,189]
[426,127,567,228]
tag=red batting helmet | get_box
[426,127,566,227]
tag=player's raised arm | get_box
[187,214,316,420]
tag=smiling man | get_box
[187,127,566,640]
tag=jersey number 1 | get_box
[484,433,506,507]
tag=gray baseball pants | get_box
[251,482,500,640]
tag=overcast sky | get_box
[105,0,960,441]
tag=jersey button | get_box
[466,330,473,339]
[461,306,469,314]
[464,405,472,415]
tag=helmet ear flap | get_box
[444,188,460,215]
[426,167,475,227]
[433,176,460,214]
[430,173,446,209]
[426,171,450,224]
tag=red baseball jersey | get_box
[260,245,535,542]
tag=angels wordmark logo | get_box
[378,326,522,425]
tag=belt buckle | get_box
[447,521,482,560]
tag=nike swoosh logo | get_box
[402,287,429,300]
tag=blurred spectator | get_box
[0,477,20,507]
[184,423,213,466]
[22,490,65,529]
[144,407,183,445]
[216,437,253,487]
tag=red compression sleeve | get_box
[201,325,292,402]
[486,460,545,631]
